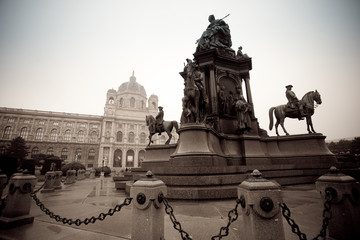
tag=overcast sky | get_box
[0,0,359,141]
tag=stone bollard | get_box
[64,170,76,184]
[77,169,85,180]
[0,170,37,229]
[237,169,285,240]
[316,166,360,240]
[0,170,8,199]
[53,171,63,189]
[89,169,96,179]
[40,171,55,193]
[130,171,167,240]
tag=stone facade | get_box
[0,73,178,169]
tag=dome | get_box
[118,71,147,97]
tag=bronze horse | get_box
[145,115,179,146]
[269,90,322,136]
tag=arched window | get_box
[20,127,28,140]
[126,150,134,167]
[31,147,40,158]
[140,132,146,144]
[141,100,145,109]
[116,131,123,142]
[119,98,124,107]
[128,132,135,143]
[113,149,122,167]
[108,97,114,104]
[77,130,85,142]
[130,97,135,108]
[50,128,58,141]
[64,129,71,141]
[90,131,97,143]
[152,102,156,109]
[35,128,43,140]
[75,148,82,160]
[3,126,12,139]
[88,149,95,160]
[61,148,68,160]
[47,147,54,156]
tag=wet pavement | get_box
[0,177,325,240]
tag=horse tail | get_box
[269,107,275,130]
[173,121,179,134]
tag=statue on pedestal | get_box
[269,89,322,136]
[196,14,232,52]
[181,59,208,124]
[235,95,252,133]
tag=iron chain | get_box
[280,188,334,240]
[211,198,242,240]
[160,194,193,240]
[31,189,132,226]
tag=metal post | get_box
[316,166,360,240]
[237,169,285,240]
[130,171,167,240]
[0,170,37,229]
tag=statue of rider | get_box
[285,85,305,117]
[155,106,164,135]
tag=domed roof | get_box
[118,71,147,97]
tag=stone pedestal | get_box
[64,170,76,184]
[130,171,167,240]
[41,171,55,193]
[316,166,360,240]
[0,171,37,229]
[89,169,96,179]
[237,169,285,240]
[0,171,7,199]
[53,171,63,189]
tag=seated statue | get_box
[197,14,232,52]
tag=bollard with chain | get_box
[130,170,167,240]
[64,169,76,184]
[316,166,360,240]
[237,169,285,240]
[53,171,63,189]
[41,171,55,193]
[0,170,37,229]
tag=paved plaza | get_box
[0,176,325,240]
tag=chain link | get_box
[211,198,241,240]
[31,186,132,226]
[160,194,193,240]
[312,188,333,240]
[280,188,334,240]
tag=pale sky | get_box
[0,0,359,141]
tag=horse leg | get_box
[279,118,289,136]
[148,133,154,146]
[275,119,280,136]
[165,131,172,144]
[306,116,316,133]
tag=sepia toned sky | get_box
[0,0,359,141]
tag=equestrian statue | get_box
[146,106,179,146]
[269,85,322,136]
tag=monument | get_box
[137,15,337,199]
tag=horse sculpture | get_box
[145,115,179,146]
[269,90,322,136]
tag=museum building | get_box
[0,73,177,168]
